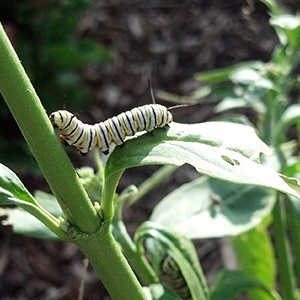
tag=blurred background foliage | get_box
[0,0,110,177]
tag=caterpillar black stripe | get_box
[49,104,173,156]
[161,255,192,300]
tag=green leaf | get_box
[195,62,272,115]
[1,208,59,239]
[278,104,300,130]
[106,122,300,200]
[135,222,208,300]
[279,174,300,192]
[0,162,36,205]
[231,222,276,300]
[1,191,64,239]
[210,270,281,300]
[195,61,264,83]
[260,0,282,16]
[0,163,68,240]
[230,68,273,90]
[150,177,275,238]
[270,15,300,48]
[215,95,266,115]
[34,190,63,216]
[194,84,237,100]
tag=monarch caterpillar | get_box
[49,104,173,156]
[160,255,192,300]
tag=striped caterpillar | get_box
[49,104,173,156]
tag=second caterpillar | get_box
[49,104,173,156]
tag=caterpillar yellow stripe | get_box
[49,104,173,156]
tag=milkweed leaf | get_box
[0,163,68,240]
[106,122,300,200]
[150,177,275,239]
[210,270,281,300]
[135,222,209,300]
[0,163,36,205]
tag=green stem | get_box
[272,195,295,300]
[113,196,159,285]
[0,23,146,299]
[0,23,99,233]
[113,217,159,286]
[101,170,124,221]
[18,200,69,240]
[128,165,178,206]
[75,223,147,300]
[286,197,300,287]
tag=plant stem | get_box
[0,23,147,299]
[101,169,124,221]
[75,223,147,300]
[286,197,300,287]
[128,165,178,205]
[0,23,99,233]
[113,216,159,286]
[272,195,295,300]
[113,196,159,286]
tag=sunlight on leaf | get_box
[195,61,264,83]
[279,104,300,129]
[270,14,300,48]
[230,69,273,90]
[106,122,300,201]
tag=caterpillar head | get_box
[49,110,75,129]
